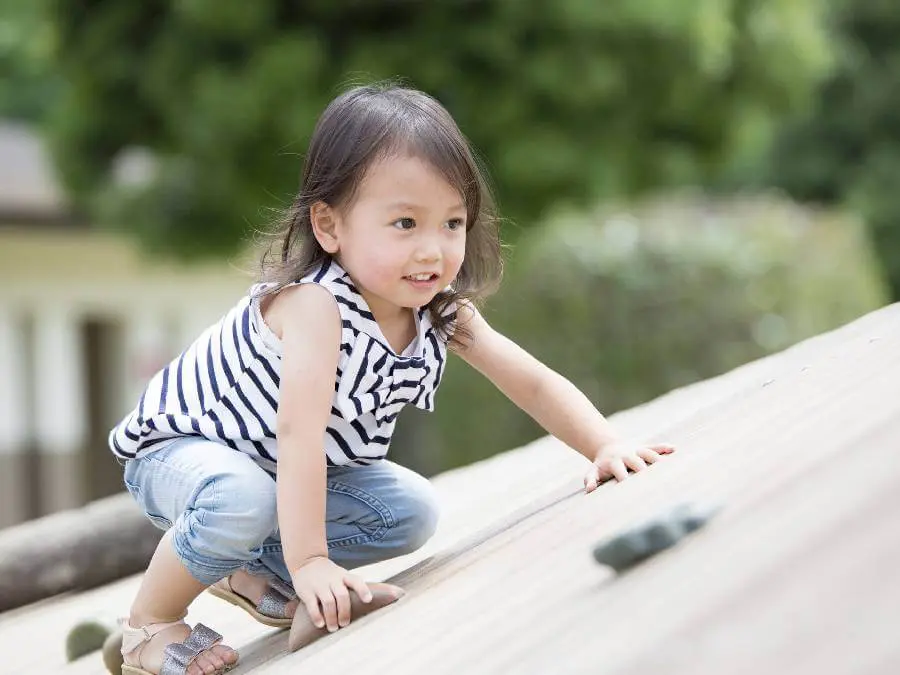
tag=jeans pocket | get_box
[124,479,173,530]
[144,513,173,529]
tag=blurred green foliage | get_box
[38,0,831,256]
[761,0,900,299]
[394,193,888,473]
[0,2,893,475]
[0,0,59,120]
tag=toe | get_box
[202,648,226,671]
[192,652,218,674]
[214,644,239,665]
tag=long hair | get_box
[258,82,503,343]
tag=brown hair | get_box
[258,81,503,343]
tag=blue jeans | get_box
[123,437,440,587]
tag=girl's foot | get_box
[227,570,299,616]
[122,618,238,675]
[209,570,299,626]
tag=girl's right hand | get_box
[291,556,373,632]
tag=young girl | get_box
[111,83,673,675]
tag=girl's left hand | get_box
[584,441,675,493]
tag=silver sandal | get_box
[120,619,235,675]
[208,576,294,628]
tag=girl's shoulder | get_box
[258,281,339,346]
[245,261,344,354]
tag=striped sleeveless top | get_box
[108,258,455,472]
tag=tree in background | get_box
[764,0,900,299]
[41,0,829,257]
[0,0,59,121]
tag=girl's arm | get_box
[450,303,673,491]
[269,283,371,631]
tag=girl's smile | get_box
[403,271,441,292]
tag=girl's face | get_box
[325,154,468,318]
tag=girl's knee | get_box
[189,467,278,554]
[386,479,440,555]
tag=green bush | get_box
[394,192,889,474]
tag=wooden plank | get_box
[4,304,897,675]
[254,305,900,674]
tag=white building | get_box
[0,122,253,527]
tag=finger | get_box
[317,589,339,632]
[610,458,629,482]
[652,443,675,454]
[331,582,352,627]
[596,463,613,482]
[637,448,662,464]
[584,465,600,493]
[345,574,373,603]
[623,455,648,473]
[297,589,325,629]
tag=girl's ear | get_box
[310,201,340,254]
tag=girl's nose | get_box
[414,236,442,263]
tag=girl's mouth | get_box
[404,273,440,289]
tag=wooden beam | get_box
[0,492,160,612]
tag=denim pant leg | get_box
[247,460,440,584]
[123,437,280,586]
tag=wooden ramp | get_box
[2,304,898,675]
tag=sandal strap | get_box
[267,576,297,601]
[160,623,223,675]
[120,618,186,656]
[183,623,223,654]
[257,587,291,619]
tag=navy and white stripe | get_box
[109,259,455,472]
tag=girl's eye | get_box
[392,218,416,230]
[446,219,464,231]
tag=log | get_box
[0,492,161,612]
